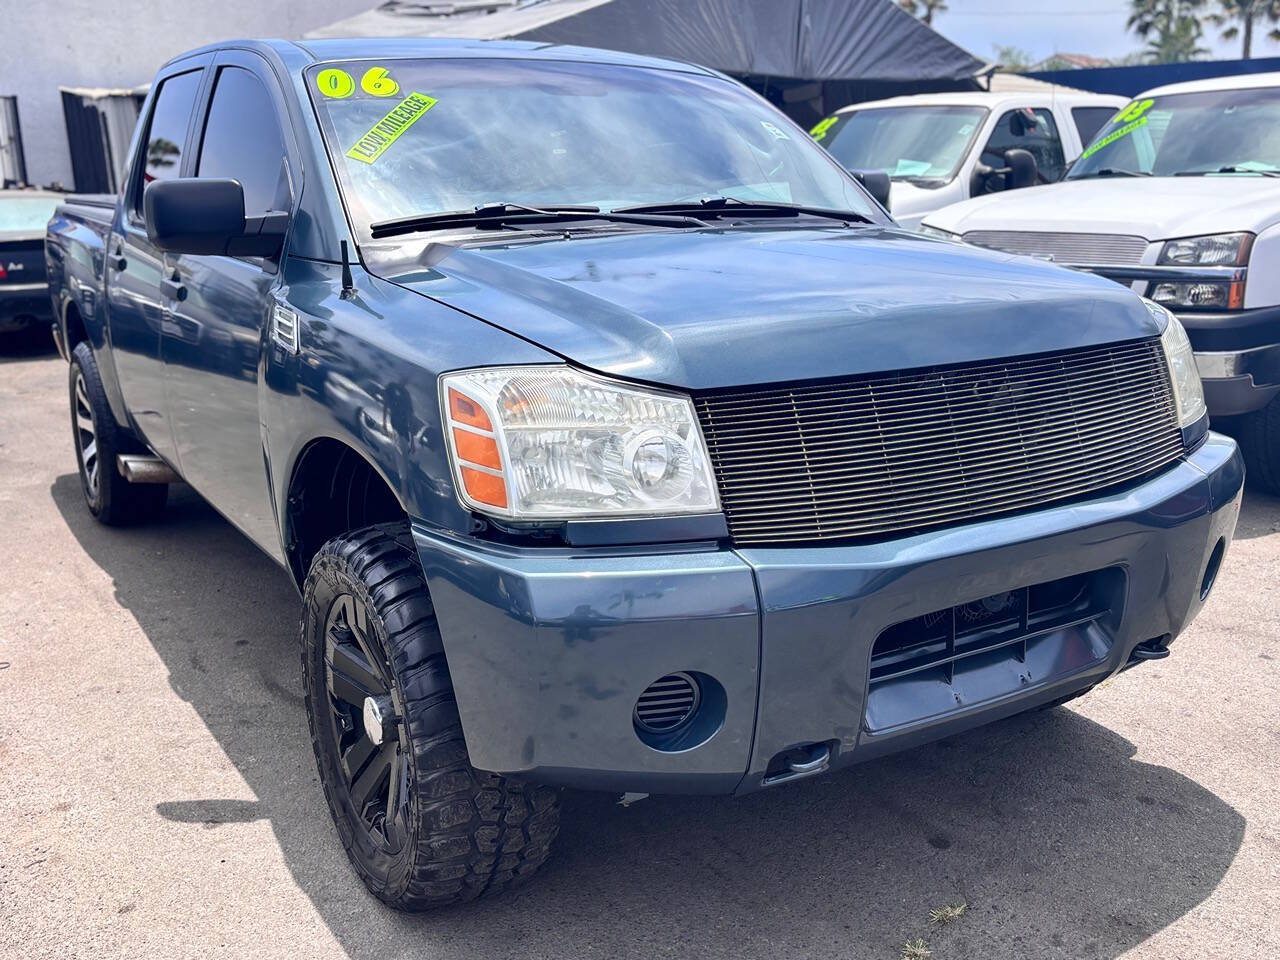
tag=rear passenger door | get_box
[107,59,210,466]
[162,50,296,559]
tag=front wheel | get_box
[301,523,560,910]
[1238,394,1280,495]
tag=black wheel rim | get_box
[73,371,100,503]
[323,593,411,854]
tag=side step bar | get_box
[117,454,180,485]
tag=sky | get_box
[927,0,1280,66]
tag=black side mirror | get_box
[851,169,892,211]
[1003,148,1039,190]
[144,178,287,257]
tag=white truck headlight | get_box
[440,366,719,519]
[1151,232,1252,310]
[1145,298,1206,427]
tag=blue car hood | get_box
[375,225,1161,391]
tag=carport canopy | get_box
[306,0,989,87]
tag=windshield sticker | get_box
[760,120,790,141]
[345,92,439,164]
[1115,98,1155,124]
[1081,114,1150,160]
[809,116,839,141]
[316,68,355,99]
[360,66,400,97]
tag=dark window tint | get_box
[197,67,288,216]
[1072,106,1118,148]
[980,108,1066,187]
[137,69,202,209]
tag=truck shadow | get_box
[51,475,1249,960]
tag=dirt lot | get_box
[1,345,1278,960]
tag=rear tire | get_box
[302,523,560,910]
[1238,394,1280,495]
[69,341,168,525]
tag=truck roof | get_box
[1137,70,1280,98]
[831,89,1124,115]
[162,37,718,79]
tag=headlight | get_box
[1151,232,1252,310]
[916,223,960,241]
[440,365,719,520]
[1145,298,1206,427]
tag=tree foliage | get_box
[1128,0,1210,61]
[1207,0,1280,58]
[897,0,948,27]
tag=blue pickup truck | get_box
[45,38,1243,910]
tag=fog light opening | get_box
[1201,537,1226,601]
[633,671,725,753]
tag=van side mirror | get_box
[851,169,892,211]
[144,178,287,257]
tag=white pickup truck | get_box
[920,73,1280,492]
[811,89,1125,229]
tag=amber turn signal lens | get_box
[453,427,502,470]
[449,387,493,431]
[460,467,508,508]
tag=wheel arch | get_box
[283,435,410,588]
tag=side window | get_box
[1071,107,1118,149]
[197,66,289,216]
[135,69,203,213]
[980,108,1066,188]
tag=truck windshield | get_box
[1069,86,1280,178]
[306,58,875,233]
[820,106,987,183]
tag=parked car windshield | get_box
[1069,86,1280,178]
[306,58,876,232]
[820,105,987,183]
[0,194,61,232]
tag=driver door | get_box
[161,51,296,559]
[977,108,1067,192]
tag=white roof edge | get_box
[1136,69,1280,98]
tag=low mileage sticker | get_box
[345,91,439,164]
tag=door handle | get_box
[109,242,127,272]
[160,271,187,302]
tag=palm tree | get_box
[898,0,948,27]
[1208,0,1280,58]
[1129,0,1210,61]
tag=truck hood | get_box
[924,176,1280,241]
[372,225,1160,391]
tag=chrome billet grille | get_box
[696,339,1184,546]
[962,230,1149,265]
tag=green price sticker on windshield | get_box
[1080,98,1155,160]
[345,91,438,164]
[810,116,840,141]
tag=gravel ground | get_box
[1,344,1278,960]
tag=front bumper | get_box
[413,434,1243,796]
[1182,306,1280,416]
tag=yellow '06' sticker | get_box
[345,92,438,164]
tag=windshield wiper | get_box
[1072,168,1153,179]
[1174,165,1280,177]
[612,196,874,224]
[369,201,706,239]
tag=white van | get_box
[919,72,1280,491]
[811,89,1126,228]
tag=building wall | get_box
[1,0,373,188]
